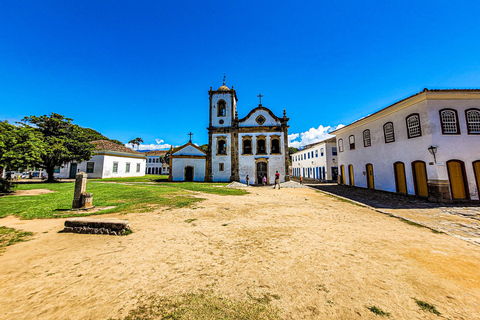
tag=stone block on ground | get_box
[63,218,131,236]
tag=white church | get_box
[170,80,290,184]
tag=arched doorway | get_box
[340,165,345,184]
[394,162,407,194]
[185,166,194,182]
[447,160,468,200]
[474,161,480,198]
[348,165,354,186]
[412,161,428,197]
[256,161,268,184]
[366,163,374,189]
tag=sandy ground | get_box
[1,187,480,319]
[12,189,56,196]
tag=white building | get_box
[291,137,338,181]
[145,151,169,175]
[55,140,146,179]
[331,89,480,202]
[169,141,207,182]
[207,80,290,184]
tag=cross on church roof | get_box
[257,93,263,105]
[188,132,193,142]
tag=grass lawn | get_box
[0,178,247,220]
[99,174,169,182]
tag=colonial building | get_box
[170,80,290,184]
[169,141,207,182]
[55,140,146,179]
[331,89,480,202]
[145,151,169,175]
[291,137,338,181]
[207,80,290,184]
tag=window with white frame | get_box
[113,162,118,173]
[406,114,421,138]
[126,163,130,173]
[136,163,141,172]
[332,147,337,156]
[320,148,324,156]
[349,135,355,150]
[86,162,95,173]
[440,109,460,134]
[383,122,395,143]
[466,108,480,134]
[338,139,344,152]
[363,129,371,147]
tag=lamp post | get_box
[428,145,438,163]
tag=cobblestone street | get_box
[308,183,480,246]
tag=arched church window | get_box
[383,122,395,143]
[256,136,266,155]
[270,136,280,154]
[217,100,226,117]
[217,139,227,155]
[242,136,252,154]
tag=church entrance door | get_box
[185,166,194,182]
[256,162,267,184]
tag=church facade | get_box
[170,80,290,184]
[207,81,290,184]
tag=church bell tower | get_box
[208,76,237,128]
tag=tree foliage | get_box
[0,121,45,172]
[128,137,144,150]
[22,113,95,182]
[75,126,123,145]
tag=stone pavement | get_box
[309,183,480,246]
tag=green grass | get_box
[113,291,281,320]
[413,298,441,315]
[0,226,33,253]
[366,305,391,317]
[0,180,247,220]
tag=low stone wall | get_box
[63,218,131,236]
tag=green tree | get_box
[0,121,45,192]
[128,137,144,150]
[22,113,95,182]
[199,144,209,152]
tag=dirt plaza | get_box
[1,185,480,319]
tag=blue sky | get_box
[1,1,480,149]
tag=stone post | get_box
[72,172,88,209]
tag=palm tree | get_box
[128,137,144,150]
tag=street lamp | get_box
[428,145,438,163]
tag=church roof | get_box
[144,150,168,156]
[216,84,230,91]
[91,140,143,155]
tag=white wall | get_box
[146,156,169,174]
[335,97,480,200]
[237,132,286,184]
[211,133,232,182]
[211,93,234,128]
[239,109,281,127]
[171,158,206,181]
[292,141,337,180]
[55,154,146,179]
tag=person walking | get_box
[299,176,303,184]
[246,175,250,186]
[262,175,267,186]
[274,171,280,189]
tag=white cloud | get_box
[288,124,344,148]
[125,139,171,151]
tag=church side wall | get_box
[211,133,232,181]
[171,158,206,181]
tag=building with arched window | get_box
[291,137,338,181]
[332,89,480,202]
[170,79,290,184]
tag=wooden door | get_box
[348,165,354,186]
[412,161,428,197]
[394,162,407,194]
[69,163,77,179]
[366,164,374,189]
[474,161,480,197]
[256,162,267,184]
[340,165,345,184]
[447,160,468,199]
